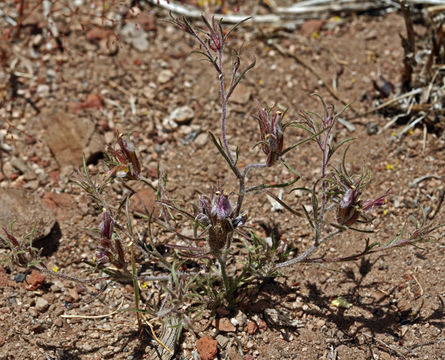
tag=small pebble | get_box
[35,297,49,312]
[367,122,378,135]
[14,273,26,283]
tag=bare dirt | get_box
[0,1,444,360]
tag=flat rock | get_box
[40,109,104,168]
[0,188,56,244]
[230,83,252,105]
[129,188,156,215]
[42,192,76,222]
[164,106,195,128]
[212,317,236,332]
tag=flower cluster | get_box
[94,209,126,268]
[254,100,284,167]
[195,188,247,252]
[336,187,390,226]
[1,227,35,268]
[106,130,141,180]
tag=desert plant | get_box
[1,11,443,360]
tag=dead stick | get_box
[355,88,423,119]
[361,332,407,359]
[399,0,416,92]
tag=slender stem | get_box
[131,242,142,330]
[235,163,266,216]
[15,0,25,39]
[215,252,231,300]
[276,245,317,268]
[242,163,267,178]
[218,53,235,168]
[317,129,331,245]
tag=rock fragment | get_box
[0,188,56,244]
[121,23,149,52]
[35,297,49,312]
[196,336,218,360]
[40,110,104,168]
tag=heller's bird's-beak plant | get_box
[0,12,443,360]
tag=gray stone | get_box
[216,334,229,348]
[157,69,174,84]
[120,23,149,52]
[10,157,30,174]
[367,122,378,136]
[194,132,208,147]
[168,106,195,125]
[35,297,49,312]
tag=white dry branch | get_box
[146,0,444,24]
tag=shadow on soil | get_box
[239,256,444,353]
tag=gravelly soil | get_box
[0,1,444,359]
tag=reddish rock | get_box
[86,26,113,42]
[42,192,75,221]
[0,188,56,244]
[301,19,324,37]
[212,318,236,332]
[246,321,258,335]
[40,110,105,168]
[258,319,267,331]
[129,188,156,214]
[245,355,254,360]
[49,170,60,184]
[134,12,157,32]
[42,192,73,209]
[72,93,104,114]
[196,336,218,360]
[30,156,41,164]
[25,270,45,291]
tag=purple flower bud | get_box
[336,187,361,226]
[211,191,233,221]
[108,130,141,180]
[95,249,112,264]
[195,196,211,225]
[322,103,335,128]
[339,188,361,209]
[99,209,114,241]
[362,189,390,212]
[254,100,284,167]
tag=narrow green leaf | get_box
[247,176,298,193]
[227,58,256,100]
[302,205,315,229]
[264,190,301,216]
[328,137,355,162]
[224,17,251,41]
[281,126,328,155]
[209,132,238,175]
